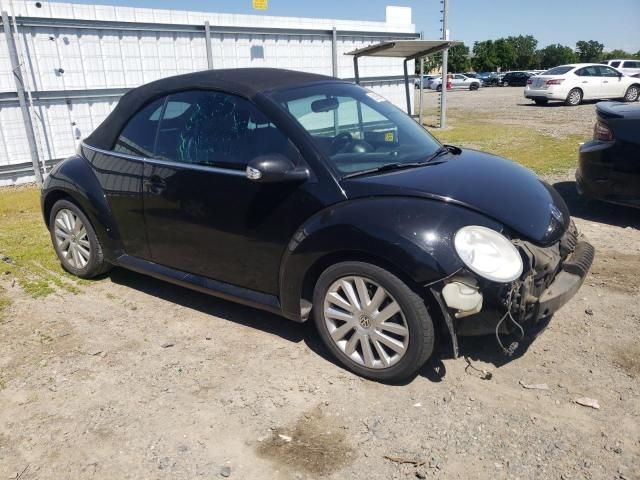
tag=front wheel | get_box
[502,81,509,87]
[49,199,110,279]
[436,84,442,92]
[470,83,479,91]
[313,261,435,383]
[623,85,639,102]
[565,88,583,106]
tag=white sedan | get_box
[524,63,640,106]
[429,74,481,91]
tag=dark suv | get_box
[501,71,532,87]
[41,68,594,382]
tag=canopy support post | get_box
[353,55,360,84]
[403,58,411,115]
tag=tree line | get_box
[418,35,640,74]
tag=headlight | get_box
[454,226,523,283]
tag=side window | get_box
[623,61,640,69]
[576,67,593,76]
[113,97,166,157]
[610,61,621,68]
[154,90,297,170]
[598,66,620,77]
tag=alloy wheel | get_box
[569,89,582,105]
[54,208,91,269]
[625,86,639,102]
[323,276,409,369]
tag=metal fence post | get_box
[439,0,449,129]
[204,20,213,69]
[2,10,43,185]
[331,27,338,77]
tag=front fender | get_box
[279,197,503,319]
[41,155,122,260]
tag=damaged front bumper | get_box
[431,222,595,357]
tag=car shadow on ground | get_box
[107,268,538,385]
[552,180,640,229]
[108,268,306,344]
[517,99,601,108]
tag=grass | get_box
[426,111,584,174]
[0,187,83,299]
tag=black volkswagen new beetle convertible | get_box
[42,68,594,382]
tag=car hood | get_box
[341,148,570,245]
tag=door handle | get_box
[145,176,166,195]
[603,80,609,83]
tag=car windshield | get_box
[270,82,441,176]
[543,66,574,75]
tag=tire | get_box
[313,261,435,383]
[49,199,110,279]
[502,81,509,87]
[470,83,479,91]
[436,84,442,92]
[623,85,640,102]
[534,99,548,105]
[565,88,583,106]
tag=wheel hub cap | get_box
[323,275,409,369]
[53,208,91,269]
[359,314,371,329]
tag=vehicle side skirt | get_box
[116,254,290,320]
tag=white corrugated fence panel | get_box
[1,1,416,184]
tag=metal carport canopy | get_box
[346,40,462,115]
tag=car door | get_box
[87,96,167,259]
[598,65,626,98]
[140,89,322,295]
[452,75,466,88]
[574,66,601,99]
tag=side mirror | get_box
[245,154,309,184]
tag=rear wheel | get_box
[534,99,548,105]
[436,84,442,92]
[565,88,583,106]
[313,261,434,383]
[49,199,110,279]
[502,81,509,87]
[623,85,639,102]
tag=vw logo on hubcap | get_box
[359,314,371,329]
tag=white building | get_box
[0,1,417,185]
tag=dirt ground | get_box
[416,85,598,137]
[1,89,639,480]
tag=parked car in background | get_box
[414,74,437,89]
[429,74,481,91]
[463,72,478,78]
[477,72,501,86]
[524,64,640,106]
[602,59,640,77]
[576,102,640,208]
[501,71,532,87]
[41,68,593,382]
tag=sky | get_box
[46,0,640,53]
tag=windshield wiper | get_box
[342,161,428,179]
[423,144,461,163]
[341,145,460,180]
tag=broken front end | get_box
[431,221,595,356]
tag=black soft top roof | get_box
[85,68,340,150]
